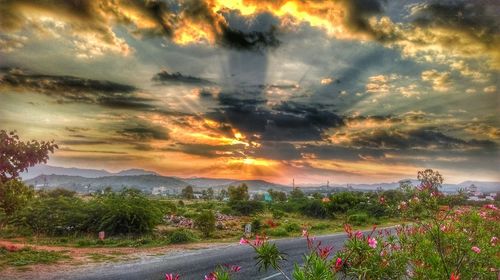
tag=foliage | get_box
[289,188,305,200]
[12,196,89,235]
[0,130,57,183]
[86,189,163,235]
[181,186,194,199]
[174,169,499,280]
[228,200,264,216]
[0,246,68,267]
[194,210,216,237]
[38,188,76,198]
[168,229,197,244]
[268,189,287,202]
[201,188,214,200]
[0,179,34,216]
[228,184,249,202]
[299,200,328,218]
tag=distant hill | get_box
[25,174,187,193]
[20,164,158,180]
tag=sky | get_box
[0,0,499,185]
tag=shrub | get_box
[251,219,262,232]
[271,209,285,219]
[0,180,34,216]
[168,229,197,244]
[284,223,301,233]
[86,190,163,235]
[347,212,369,226]
[229,200,264,216]
[265,227,289,237]
[12,196,89,235]
[299,200,328,218]
[194,210,216,237]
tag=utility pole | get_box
[292,178,295,188]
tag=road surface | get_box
[48,228,387,280]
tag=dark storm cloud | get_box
[206,94,345,141]
[349,128,497,150]
[0,68,158,110]
[410,1,499,36]
[118,123,169,141]
[152,70,213,85]
[342,0,387,38]
[219,26,280,52]
[59,140,110,145]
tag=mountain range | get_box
[21,165,500,194]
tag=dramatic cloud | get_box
[152,70,213,85]
[1,0,499,184]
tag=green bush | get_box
[86,189,163,236]
[310,223,330,230]
[271,209,285,219]
[251,218,262,232]
[265,227,289,237]
[168,229,197,244]
[347,212,369,226]
[194,210,216,237]
[229,200,264,216]
[284,223,301,233]
[299,200,328,218]
[12,196,89,235]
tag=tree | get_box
[181,185,194,199]
[268,189,287,202]
[0,179,34,216]
[228,184,249,202]
[417,169,443,192]
[217,189,228,201]
[0,130,57,183]
[202,188,214,200]
[290,187,305,200]
[194,210,216,237]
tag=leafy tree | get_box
[417,169,443,192]
[202,188,214,200]
[181,185,194,199]
[194,210,216,237]
[39,188,76,198]
[312,192,324,199]
[0,130,57,183]
[290,187,305,200]
[0,179,34,216]
[299,200,328,218]
[217,189,228,201]
[268,189,287,202]
[228,184,249,202]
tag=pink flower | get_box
[471,246,481,254]
[355,231,363,239]
[368,237,377,248]
[317,246,333,259]
[484,204,498,210]
[204,272,217,280]
[239,238,249,245]
[491,236,498,246]
[334,258,343,271]
[302,229,309,237]
[165,273,180,280]
[230,265,241,272]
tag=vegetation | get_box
[0,246,68,267]
[195,211,216,237]
[166,169,500,279]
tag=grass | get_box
[0,247,69,268]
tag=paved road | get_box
[52,228,388,280]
